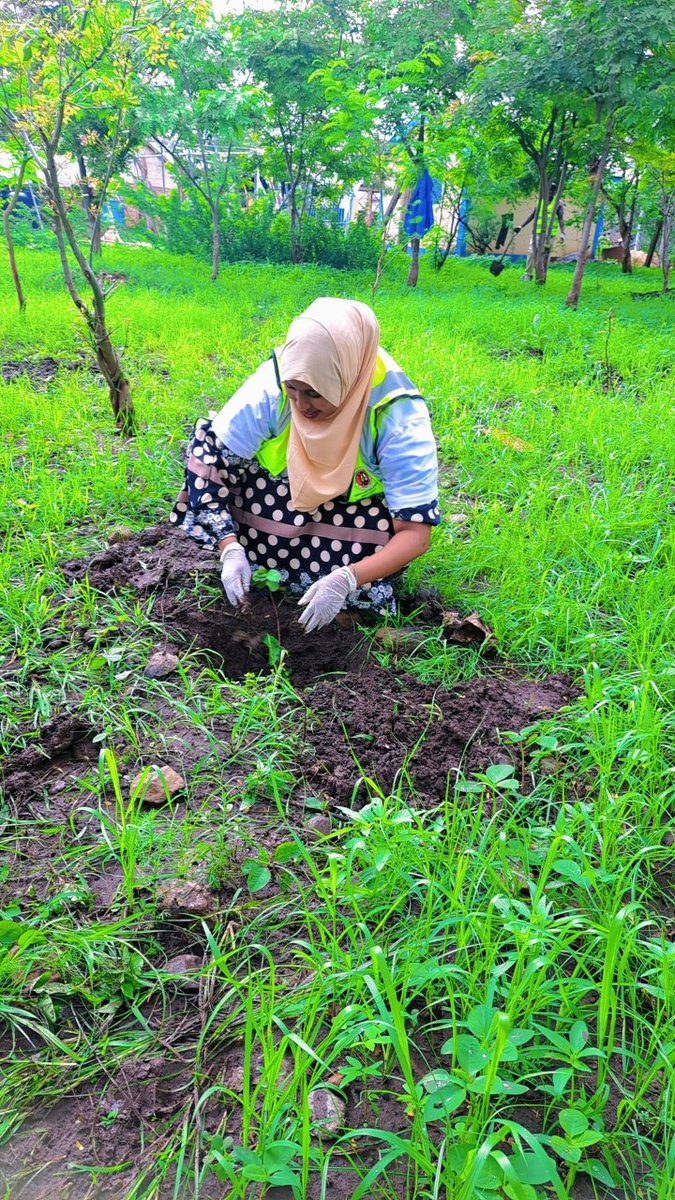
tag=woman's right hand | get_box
[219,542,252,606]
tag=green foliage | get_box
[138,189,379,269]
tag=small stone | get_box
[163,954,202,989]
[537,756,559,776]
[308,1088,346,1137]
[131,764,185,805]
[156,879,217,916]
[108,525,133,545]
[374,627,425,652]
[305,813,332,839]
[145,650,179,679]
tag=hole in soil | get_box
[163,589,368,685]
[62,524,369,685]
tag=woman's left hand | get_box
[298,567,357,633]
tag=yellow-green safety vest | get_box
[537,200,555,237]
[256,350,421,504]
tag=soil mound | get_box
[62,523,213,594]
[57,523,578,810]
[307,666,573,808]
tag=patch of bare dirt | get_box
[1,354,97,388]
[307,665,574,809]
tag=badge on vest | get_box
[355,469,371,489]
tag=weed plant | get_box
[0,248,673,1197]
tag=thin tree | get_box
[564,0,672,309]
[0,0,152,433]
[1,139,29,310]
[139,5,257,281]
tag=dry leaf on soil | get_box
[441,611,493,646]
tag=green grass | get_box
[0,246,674,1199]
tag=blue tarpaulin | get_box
[403,169,436,239]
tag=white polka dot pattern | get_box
[171,417,440,615]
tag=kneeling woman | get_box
[171,298,440,632]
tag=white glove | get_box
[298,566,357,633]
[220,542,252,606]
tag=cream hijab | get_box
[277,298,380,512]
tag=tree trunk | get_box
[661,204,672,293]
[405,115,425,288]
[371,187,401,299]
[645,219,663,268]
[406,236,420,287]
[534,241,548,284]
[620,179,639,274]
[91,214,102,257]
[620,233,632,274]
[289,184,302,264]
[96,326,134,435]
[566,129,612,310]
[43,139,135,434]
[211,202,220,281]
[3,160,28,311]
[75,142,101,255]
[533,161,567,286]
[531,171,548,284]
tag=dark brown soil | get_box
[1,354,97,387]
[308,665,573,808]
[493,346,544,359]
[1,524,583,1200]
[62,524,365,685]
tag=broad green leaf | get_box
[263,1140,300,1169]
[474,1152,504,1188]
[583,1158,616,1187]
[551,1068,573,1097]
[419,1069,452,1092]
[485,762,516,784]
[552,859,583,881]
[574,1130,604,1149]
[0,919,25,947]
[274,841,299,864]
[569,1021,590,1052]
[456,1033,489,1075]
[423,1084,466,1121]
[550,1135,580,1163]
[241,861,272,893]
[466,1074,528,1096]
[466,1003,496,1039]
[559,1109,589,1137]
[509,1150,558,1186]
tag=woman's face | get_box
[284,379,335,421]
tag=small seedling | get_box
[262,631,283,667]
[252,567,282,592]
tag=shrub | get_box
[131,188,380,270]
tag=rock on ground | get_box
[131,764,185,804]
